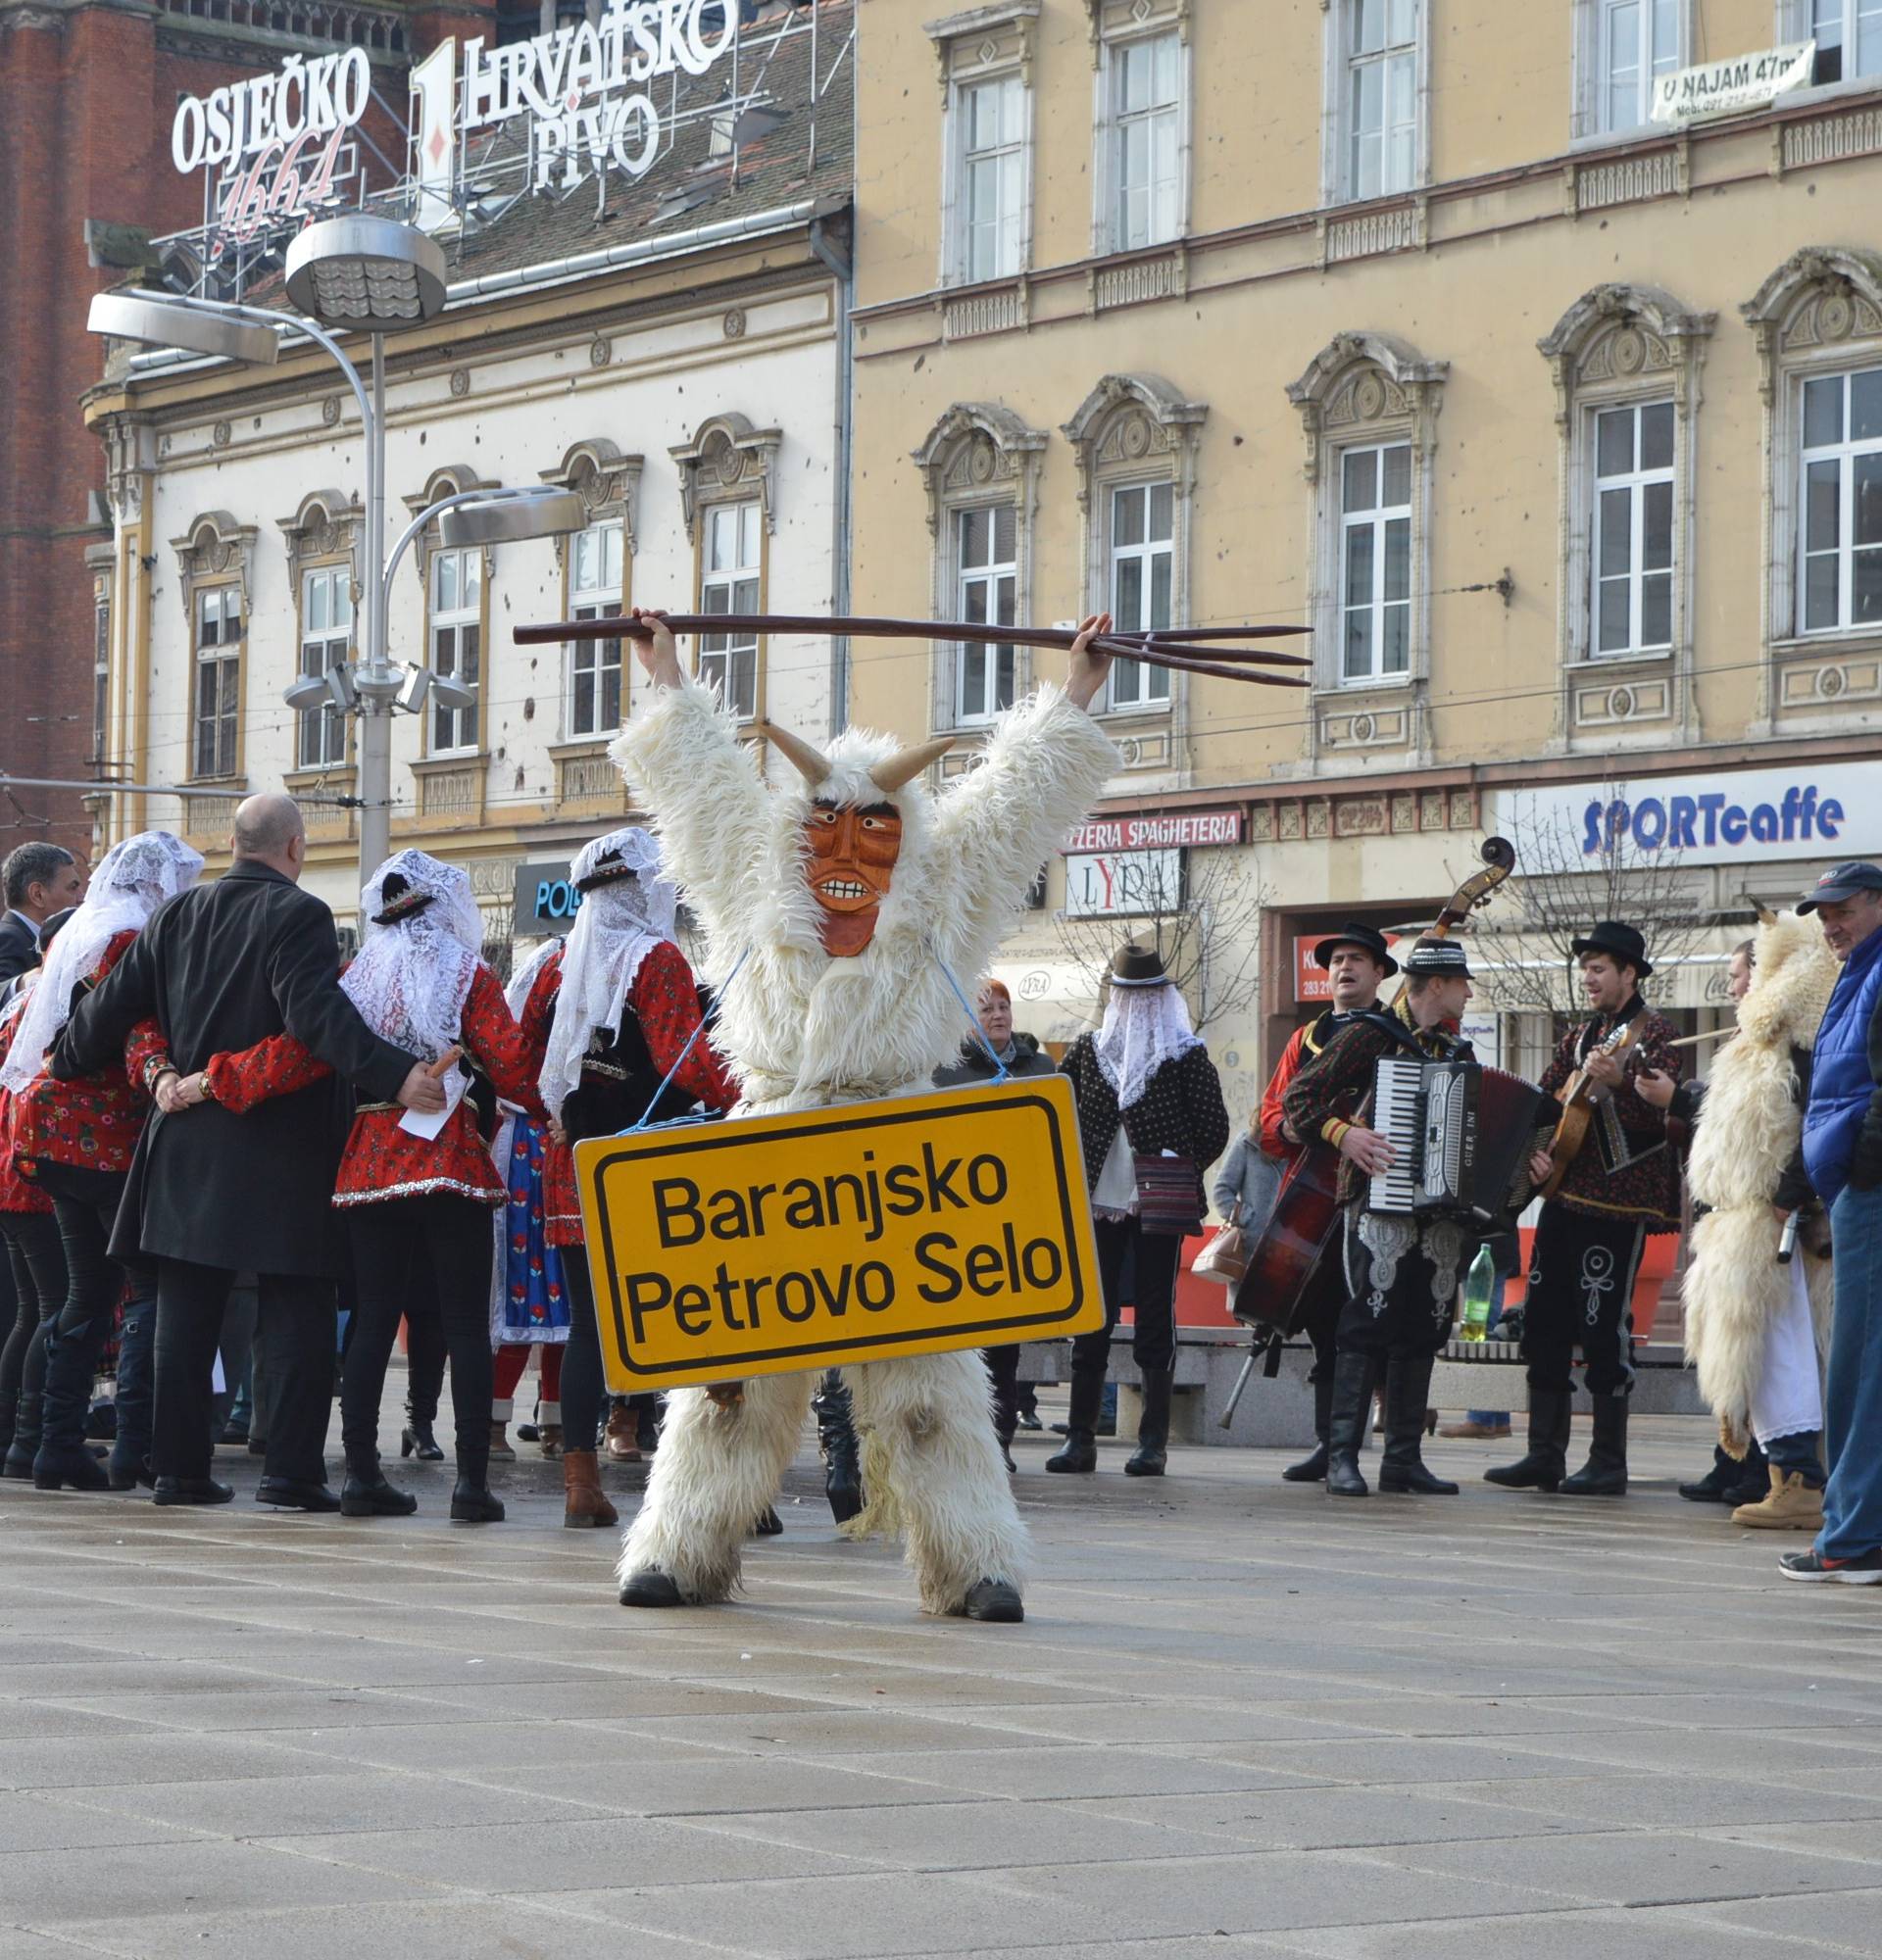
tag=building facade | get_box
[0,0,475,862]
[848,0,1882,1115]
[82,0,854,939]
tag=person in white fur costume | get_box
[1641,909,1838,1530]
[604,608,1119,1622]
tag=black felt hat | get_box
[1312,921,1399,977]
[1571,919,1653,980]
[1109,942,1172,988]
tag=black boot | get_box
[1681,1440,1755,1502]
[1560,1396,1629,1495]
[2,1386,43,1480]
[1124,1368,1172,1477]
[33,1319,107,1493]
[813,1372,864,1524]
[400,1417,444,1461]
[1378,1351,1459,1494]
[1045,1364,1104,1474]
[1486,1388,1573,1492]
[1282,1365,1334,1483]
[1324,1348,1374,1497]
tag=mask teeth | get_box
[817,878,870,901]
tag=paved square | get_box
[3,1408,1879,1959]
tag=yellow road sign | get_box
[574,1074,1104,1391]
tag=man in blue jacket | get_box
[1787,861,1882,1584]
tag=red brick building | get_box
[0,0,491,861]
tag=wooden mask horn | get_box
[869,736,955,794]
[762,721,831,787]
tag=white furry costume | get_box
[609,674,1115,1612]
[1683,911,1838,1453]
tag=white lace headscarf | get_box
[339,849,485,1060]
[538,827,676,1121]
[0,829,203,1092]
[504,934,563,1019]
[1094,976,1203,1113]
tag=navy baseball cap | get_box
[1798,862,1882,913]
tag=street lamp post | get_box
[89,219,584,886]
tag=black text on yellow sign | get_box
[575,1075,1104,1390]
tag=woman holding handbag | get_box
[1200,1119,1282,1289]
[1050,944,1230,1477]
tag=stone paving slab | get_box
[4,1410,1882,1960]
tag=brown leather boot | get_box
[604,1401,641,1463]
[563,1449,619,1529]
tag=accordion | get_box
[1367,1055,1554,1227]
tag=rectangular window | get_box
[1598,0,1679,131]
[568,517,624,738]
[1590,401,1675,657]
[91,588,110,764]
[297,565,353,768]
[1813,0,1882,86]
[192,585,240,778]
[429,546,481,754]
[1108,481,1174,710]
[1112,32,1181,252]
[1800,366,1882,634]
[955,505,1017,724]
[1346,0,1418,201]
[959,73,1025,282]
[1340,443,1412,684]
[699,500,762,720]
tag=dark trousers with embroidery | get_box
[1335,1211,1460,1358]
[1520,1200,1645,1400]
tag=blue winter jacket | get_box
[1802,923,1882,1206]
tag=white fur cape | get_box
[611,676,1117,1116]
[1682,910,1838,1449]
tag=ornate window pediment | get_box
[540,439,644,559]
[171,510,256,595]
[1743,246,1882,379]
[669,414,781,544]
[400,465,496,589]
[1284,331,1447,483]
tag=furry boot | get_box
[1324,1348,1374,1498]
[1486,1389,1572,1492]
[847,1351,1029,1618]
[616,1372,816,1605]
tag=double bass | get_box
[1230,837,1516,1336]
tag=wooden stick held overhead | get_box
[512,612,1313,688]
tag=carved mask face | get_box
[805,800,902,957]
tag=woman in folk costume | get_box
[194,851,543,1521]
[1050,944,1230,1480]
[520,827,737,1530]
[488,934,570,1460]
[1,832,202,1493]
[1666,910,1838,1531]
[607,608,1118,1623]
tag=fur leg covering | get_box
[615,1372,815,1603]
[845,1350,1029,1617]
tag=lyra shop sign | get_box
[575,1077,1104,1390]
[461,0,737,190]
[1064,849,1183,918]
[1651,42,1814,125]
[1486,762,1878,870]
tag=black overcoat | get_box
[51,859,416,1277]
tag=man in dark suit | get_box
[53,794,444,1508]
[0,843,85,987]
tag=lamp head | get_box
[284,216,448,332]
[87,291,279,366]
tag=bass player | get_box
[1487,920,1682,1498]
[1254,922,1397,1482]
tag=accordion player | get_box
[1367,1054,1555,1230]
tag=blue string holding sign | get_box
[929,936,1010,1085]
[623,944,752,1134]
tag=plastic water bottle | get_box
[1461,1244,1495,1340]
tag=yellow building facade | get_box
[847,0,1882,1113]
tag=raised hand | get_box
[629,608,684,689]
[1065,612,1114,711]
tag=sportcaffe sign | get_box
[171,47,371,173]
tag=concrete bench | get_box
[1428,1337,1706,1415]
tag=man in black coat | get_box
[53,794,444,1508]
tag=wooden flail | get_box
[513,612,1312,689]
